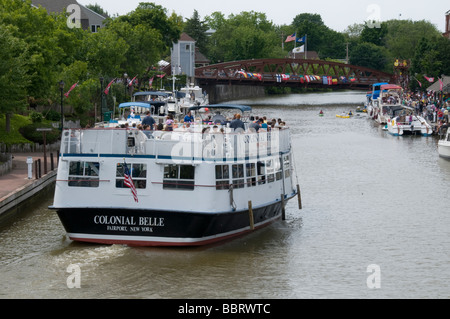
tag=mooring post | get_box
[281,194,286,220]
[248,201,255,231]
[297,184,303,210]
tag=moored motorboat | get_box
[387,108,433,137]
[50,104,301,247]
[438,125,450,159]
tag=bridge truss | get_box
[195,58,394,90]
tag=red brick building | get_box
[444,10,450,39]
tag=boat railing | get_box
[60,127,292,162]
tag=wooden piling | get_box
[297,184,302,210]
[248,201,255,231]
[281,194,286,220]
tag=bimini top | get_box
[118,101,165,109]
[133,91,170,97]
[189,104,252,112]
[381,84,402,91]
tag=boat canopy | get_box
[189,104,252,113]
[133,91,170,97]
[381,84,402,91]
[118,102,165,109]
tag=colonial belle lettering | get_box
[94,215,165,227]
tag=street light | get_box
[59,80,65,131]
[99,77,104,122]
[123,73,128,101]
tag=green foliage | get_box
[30,111,44,123]
[0,114,33,146]
[20,122,60,145]
[184,10,209,55]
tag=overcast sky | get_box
[78,0,449,32]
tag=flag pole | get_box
[305,34,307,59]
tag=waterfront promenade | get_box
[0,153,57,218]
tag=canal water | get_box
[1,91,449,299]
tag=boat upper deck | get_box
[60,125,292,163]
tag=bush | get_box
[19,123,60,145]
[30,111,44,123]
[45,110,62,121]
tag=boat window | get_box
[232,164,245,189]
[68,162,100,188]
[275,158,283,181]
[163,165,195,190]
[257,161,266,185]
[283,155,291,178]
[215,165,230,190]
[266,159,275,183]
[246,163,256,187]
[116,163,147,189]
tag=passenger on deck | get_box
[142,111,156,130]
[184,111,194,123]
[230,113,245,132]
[212,112,226,124]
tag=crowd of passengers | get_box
[115,111,288,136]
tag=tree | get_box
[291,13,346,59]
[350,42,390,71]
[206,11,280,63]
[115,2,182,52]
[0,25,29,132]
[184,10,209,55]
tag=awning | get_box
[189,104,252,112]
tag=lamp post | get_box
[123,73,128,101]
[99,77,104,122]
[59,80,65,131]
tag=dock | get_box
[0,153,57,219]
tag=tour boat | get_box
[438,126,450,159]
[50,104,301,247]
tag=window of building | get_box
[116,163,147,189]
[68,162,100,188]
[164,165,195,190]
[91,25,101,33]
[185,44,191,51]
[215,165,230,190]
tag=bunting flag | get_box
[285,33,297,43]
[104,78,116,95]
[156,74,166,79]
[123,162,138,203]
[64,82,79,98]
[128,75,138,87]
[416,78,422,87]
[149,77,154,87]
[424,76,435,83]
[439,78,444,91]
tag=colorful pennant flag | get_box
[104,78,116,95]
[64,82,78,98]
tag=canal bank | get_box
[0,153,57,222]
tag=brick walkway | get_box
[0,153,58,201]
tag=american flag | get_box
[285,33,296,43]
[123,162,139,203]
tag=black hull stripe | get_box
[57,202,284,247]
